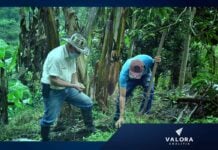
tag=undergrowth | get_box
[1,85,218,141]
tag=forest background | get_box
[0,7,218,141]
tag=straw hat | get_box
[63,33,90,55]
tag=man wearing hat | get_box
[114,54,161,128]
[40,33,95,141]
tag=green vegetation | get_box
[0,7,218,141]
[0,103,43,141]
[0,8,20,45]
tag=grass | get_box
[83,131,114,141]
[0,102,43,141]
[1,85,217,141]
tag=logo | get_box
[176,127,183,136]
[165,127,194,146]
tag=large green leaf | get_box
[8,80,32,107]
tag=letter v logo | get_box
[176,127,183,136]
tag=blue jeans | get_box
[114,74,154,121]
[40,84,93,127]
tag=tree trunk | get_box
[18,8,32,85]
[95,8,115,110]
[0,66,8,124]
[128,9,136,58]
[85,7,99,95]
[63,8,79,36]
[94,8,126,110]
[179,7,196,88]
[18,7,59,92]
[108,8,126,95]
[40,8,60,51]
[179,34,191,87]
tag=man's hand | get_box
[73,83,85,91]
[154,56,161,63]
[115,117,125,128]
[78,83,85,90]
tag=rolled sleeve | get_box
[47,59,61,77]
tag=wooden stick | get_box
[139,29,168,114]
[185,104,198,123]
[175,104,189,123]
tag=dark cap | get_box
[129,59,144,79]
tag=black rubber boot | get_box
[40,126,50,141]
[81,107,96,133]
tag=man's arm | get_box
[115,87,126,128]
[50,76,82,90]
[119,87,126,119]
[71,73,85,90]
